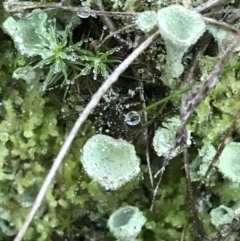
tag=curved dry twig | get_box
[99,24,136,47]
[195,0,230,13]
[3,1,137,17]
[3,1,240,34]
[203,16,240,33]
[199,109,240,185]
[13,31,160,241]
[180,34,212,240]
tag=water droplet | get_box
[41,82,47,92]
[103,25,108,30]
[124,111,141,126]
[69,52,77,61]
[91,12,97,18]
[53,67,61,74]
[78,6,91,18]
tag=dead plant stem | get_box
[200,109,240,185]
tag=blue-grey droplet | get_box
[125,111,141,126]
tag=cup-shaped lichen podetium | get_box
[81,134,140,190]
[108,205,146,241]
[217,142,240,183]
[136,11,158,33]
[157,5,206,77]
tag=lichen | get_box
[108,205,146,241]
[1,0,240,240]
[210,205,235,228]
[153,116,191,158]
[157,5,206,77]
[136,11,158,33]
[81,134,141,190]
[217,142,240,183]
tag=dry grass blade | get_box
[195,0,230,13]
[13,31,160,241]
[202,17,240,33]
[180,37,212,239]
[183,144,209,240]
[3,1,137,17]
[3,1,240,34]
[199,109,240,185]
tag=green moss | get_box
[3,11,120,88]
[192,54,240,146]
[1,1,240,240]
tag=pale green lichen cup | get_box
[157,5,206,77]
[81,134,141,190]
[108,205,146,241]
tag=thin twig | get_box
[13,31,159,241]
[150,169,163,211]
[145,142,153,186]
[203,8,240,17]
[199,109,240,185]
[181,76,208,240]
[134,67,154,187]
[100,24,136,47]
[195,0,230,13]
[93,0,130,47]
[3,1,137,17]
[203,16,240,33]
[182,142,209,240]
[94,0,117,32]
[180,35,210,240]
[3,1,240,34]
[129,66,153,185]
[184,33,213,84]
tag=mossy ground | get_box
[1,0,240,240]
